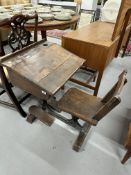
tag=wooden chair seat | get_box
[58,88,103,125]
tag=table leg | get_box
[41,30,47,40]
[73,122,91,152]
[0,40,5,56]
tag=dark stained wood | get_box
[27,105,55,126]
[58,88,100,125]
[1,41,84,97]
[73,123,91,152]
[0,13,38,54]
[41,30,47,40]
[57,71,127,151]
[122,123,131,164]
[101,71,127,103]
[0,13,38,116]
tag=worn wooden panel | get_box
[112,0,131,40]
[2,42,84,96]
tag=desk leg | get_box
[41,30,47,40]
[73,122,91,152]
[27,105,54,126]
[121,150,131,164]
[0,41,5,56]
[94,71,103,96]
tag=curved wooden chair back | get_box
[0,13,38,53]
[93,70,127,122]
[0,12,38,116]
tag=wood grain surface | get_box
[1,41,84,97]
[112,0,131,40]
[62,21,115,47]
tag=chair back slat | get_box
[93,70,127,121]
[102,70,127,103]
[93,96,121,121]
[0,13,38,53]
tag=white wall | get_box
[38,0,98,10]
[81,0,97,10]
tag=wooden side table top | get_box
[1,40,84,97]
[62,21,115,47]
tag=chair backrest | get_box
[93,70,127,122]
[0,13,38,53]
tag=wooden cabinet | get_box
[62,21,119,95]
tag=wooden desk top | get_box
[1,40,84,96]
[62,21,115,47]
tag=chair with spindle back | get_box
[57,70,127,151]
[0,13,38,117]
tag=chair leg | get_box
[73,122,91,152]
[94,71,103,96]
[41,30,47,40]
[0,41,5,56]
[27,114,36,123]
[121,30,131,57]
[121,150,131,164]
